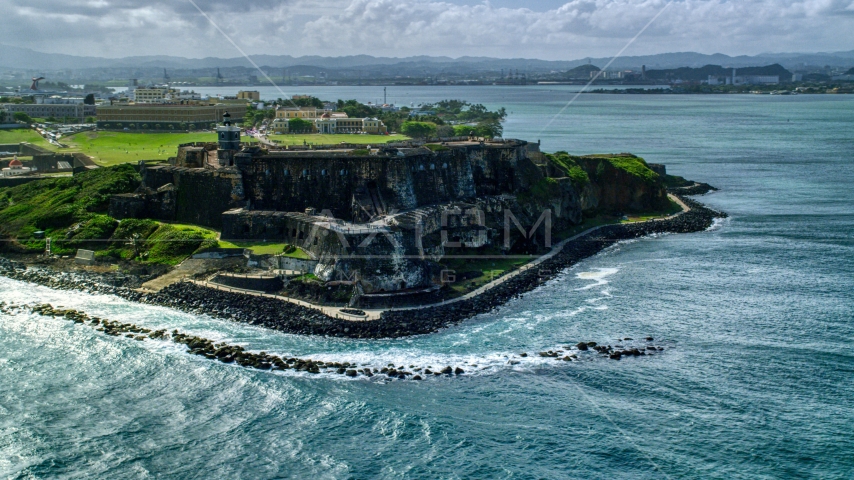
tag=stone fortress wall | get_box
[109,134,669,297]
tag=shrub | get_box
[546,152,590,189]
[65,215,118,247]
[111,218,159,241]
[143,224,207,265]
[400,121,437,139]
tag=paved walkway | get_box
[186,279,382,320]
[140,258,243,293]
[181,195,690,322]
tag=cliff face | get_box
[575,155,670,213]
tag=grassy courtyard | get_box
[2,129,410,166]
[61,132,222,166]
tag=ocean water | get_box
[2,88,853,479]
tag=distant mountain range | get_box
[1,44,853,72]
[645,64,794,81]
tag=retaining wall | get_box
[209,273,284,292]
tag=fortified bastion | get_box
[110,116,669,299]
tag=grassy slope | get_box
[0,129,60,151]
[587,154,659,183]
[546,152,590,188]
[0,164,140,236]
[0,167,214,264]
[0,164,141,255]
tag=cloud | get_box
[0,0,852,59]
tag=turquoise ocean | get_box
[1,86,853,478]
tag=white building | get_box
[1,157,35,176]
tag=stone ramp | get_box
[140,258,243,292]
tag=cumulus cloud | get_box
[0,0,852,58]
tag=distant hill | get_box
[646,64,792,81]
[565,64,600,78]
[847,67,854,75]
[0,44,851,74]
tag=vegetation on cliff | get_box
[546,152,590,188]
[579,154,660,184]
[0,164,140,239]
[0,166,214,263]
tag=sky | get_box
[1,0,853,59]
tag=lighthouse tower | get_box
[216,112,241,166]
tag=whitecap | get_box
[574,267,619,291]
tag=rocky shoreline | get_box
[0,194,726,340]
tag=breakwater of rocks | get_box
[668,182,717,196]
[0,195,726,340]
[0,301,668,380]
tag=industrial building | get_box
[96,103,248,130]
[0,103,96,122]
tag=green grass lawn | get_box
[266,134,408,146]
[45,131,409,166]
[3,129,409,166]
[441,256,528,295]
[61,131,221,166]
[0,129,60,151]
[216,239,312,258]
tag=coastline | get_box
[0,192,726,339]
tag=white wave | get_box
[0,274,641,384]
[574,267,619,291]
[707,216,729,232]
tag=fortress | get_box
[110,114,670,300]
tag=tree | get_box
[454,121,502,139]
[13,112,33,124]
[400,121,437,139]
[84,94,95,105]
[288,117,314,133]
[339,99,377,119]
[291,96,324,108]
[436,125,455,138]
[85,116,96,124]
[473,120,503,138]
